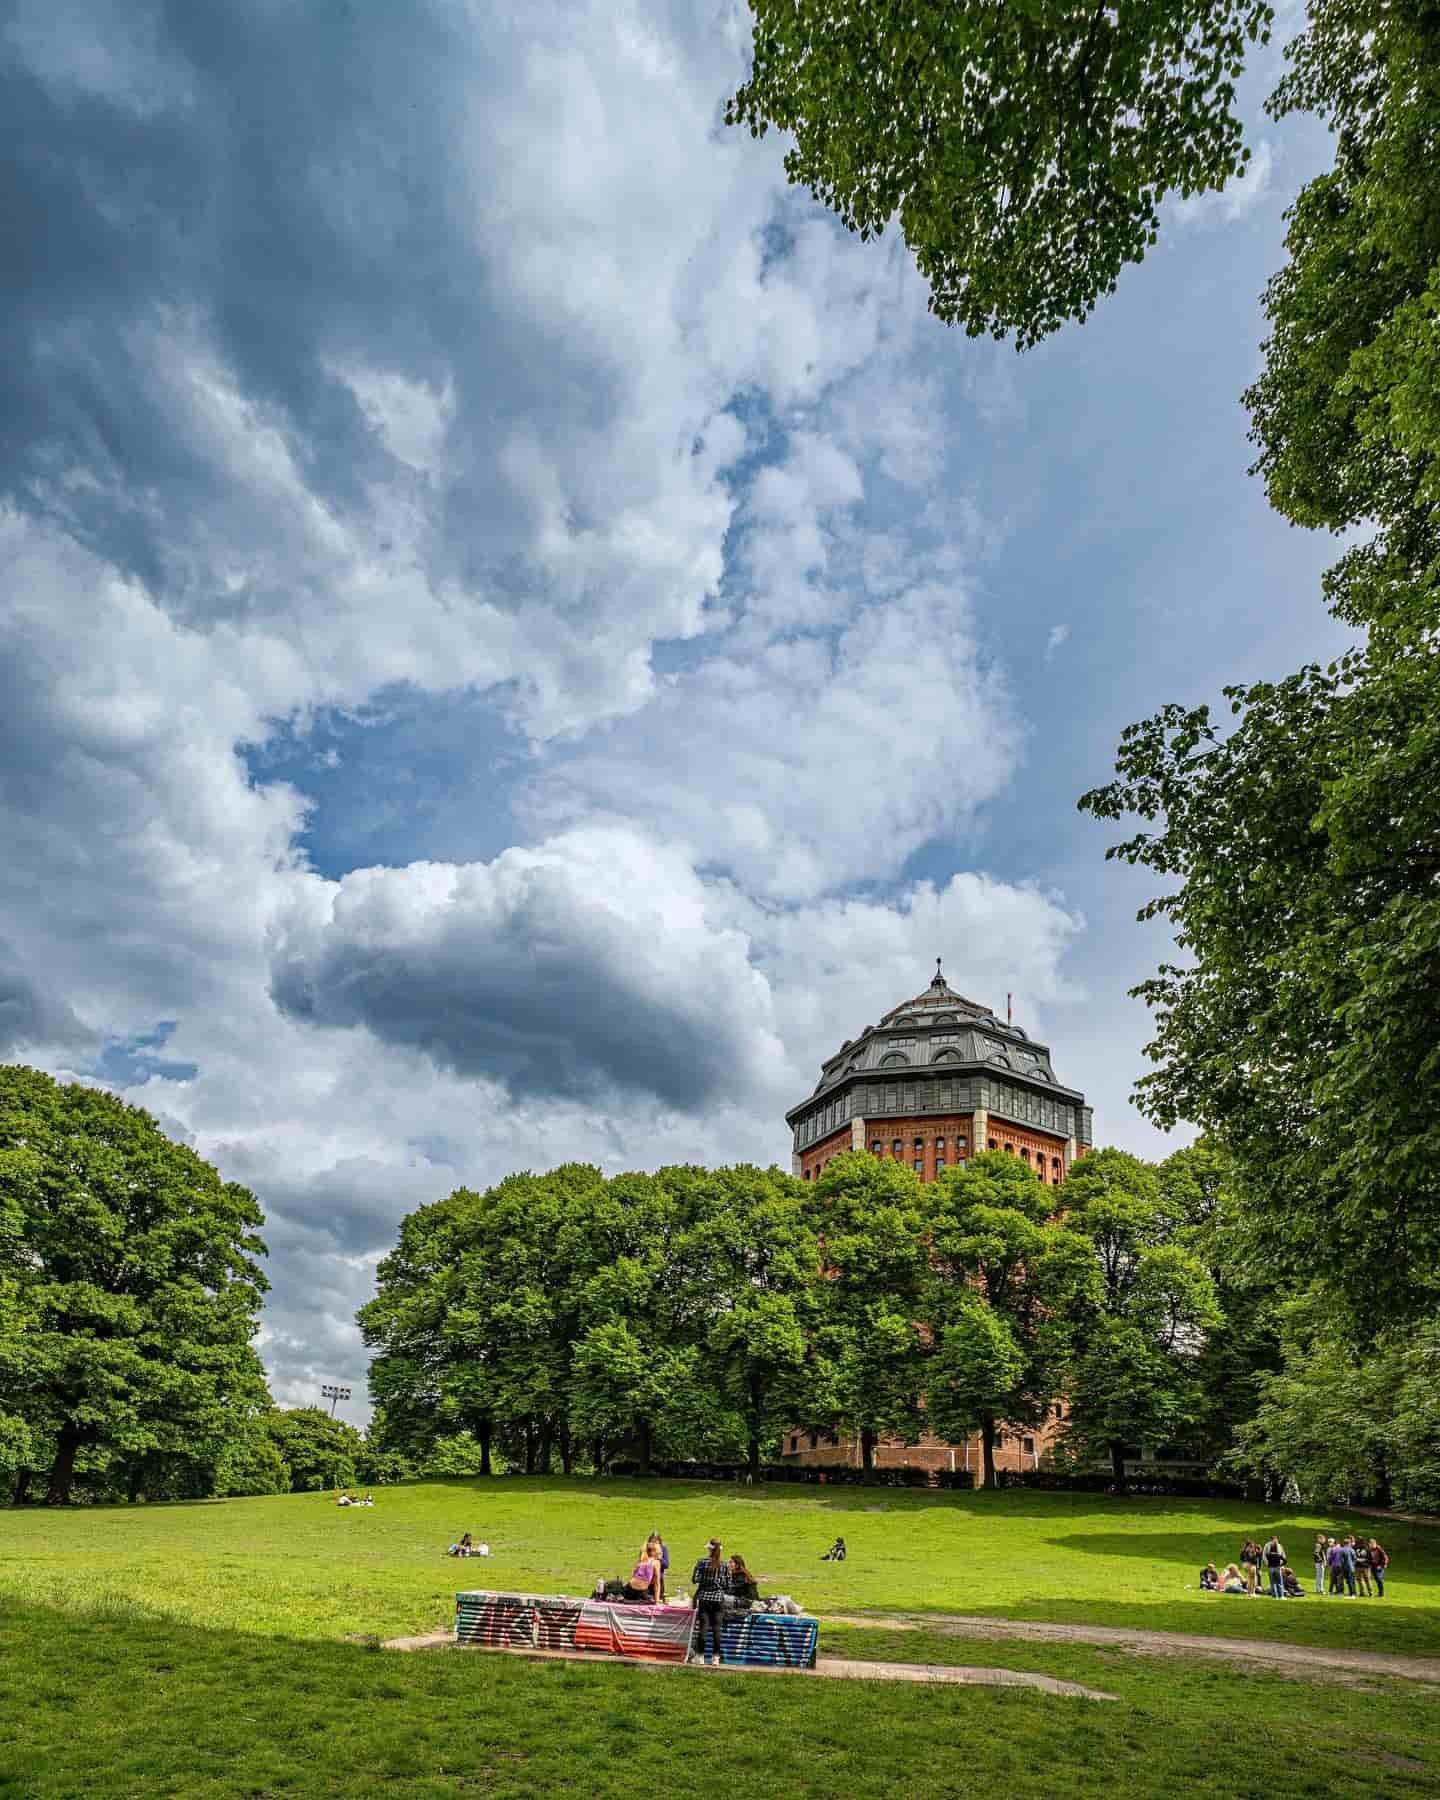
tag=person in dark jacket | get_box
[820,1536,847,1562]
[1369,1539,1390,1597]
[727,1553,760,1607]
[691,1539,732,1665]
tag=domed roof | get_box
[879,958,993,1027]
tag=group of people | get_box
[594,1533,768,1664]
[1199,1532,1390,1599]
[446,1532,490,1558]
[336,1490,374,1507]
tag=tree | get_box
[805,1153,929,1468]
[925,1149,1093,1486]
[1056,1149,1221,1485]
[0,1066,271,1505]
[1080,2,1440,1338]
[685,1165,820,1476]
[266,1407,365,1493]
[727,0,1271,345]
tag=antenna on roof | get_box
[933,956,944,986]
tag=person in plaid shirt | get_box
[690,1538,732,1665]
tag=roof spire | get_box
[932,956,945,988]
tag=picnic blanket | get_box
[455,1590,818,1669]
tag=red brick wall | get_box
[780,1412,1064,1478]
[980,1119,1069,1185]
[798,1124,856,1182]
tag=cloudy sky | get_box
[2,1,1353,1420]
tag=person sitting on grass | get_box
[1220,1564,1247,1594]
[820,1537,846,1562]
[619,1542,662,1606]
[448,1533,474,1558]
[1281,1563,1306,1598]
[1199,1563,1219,1591]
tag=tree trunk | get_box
[558,1421,574,1477]
[13,1466,33,1507]
[980,1418,997,1490]
[747,1375,763,1478]
[590,1437,606,1476]
[46,1423,83,1507]
[1373,1460,1394,1509]
[478,1418,493,1477]
[536,1419,554,1476]
[1109,1441,1127,1489]
[638,1419,653,1475]
[522,1422,537,1475]
[860,1426,877,1472]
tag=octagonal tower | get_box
[787,960,1092,1187]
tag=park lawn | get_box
[0,1598,1437,1799]
[1,1477,1436,1655]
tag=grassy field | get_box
[2,1479,1438,1798]
[1,1476,1434,1651]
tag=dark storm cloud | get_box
[0,946,95,1056]
[268,839,783,1112]
[0,2,645,619]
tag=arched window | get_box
[913,1159,923,1174]
[988,1138,998,1151]
[879,1052,910,1067]
[914,1136,924,1151]
[935,1155,946,1172]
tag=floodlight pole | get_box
[321,1383,351,1418]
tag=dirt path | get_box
[826,1612,1440,1685]
[380,1632,1115,1699]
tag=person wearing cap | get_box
[690,1538,732,1665]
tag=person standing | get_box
[1327,1538,1345,1594]
[691,1538,732,1666]
[1240,1538,1262,1597]
[1340,1535,1358,1597]
[1369,1539,1389,1597]
[1354,1538,1373,1596]
[1263,1534,1286,1599]
[1313,1535,1329,1595]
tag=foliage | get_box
[804,1153,930,1465]
[1080,3,1440,1343]
[924,1151,1093,1484]
[266,1408,366,1494]
[0,1065,271,1504]
[1055,1150,1222,1482]
[1237,1307,1440,1512]
[727,0,1271,345]
[1245,0,1440,640]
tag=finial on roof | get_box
[932,956,945,988]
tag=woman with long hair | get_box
[690,1538,732,1665]
[727,1553,760,1607]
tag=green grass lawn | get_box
[2,1479,1438,1798]
[1,1476,1434,1652]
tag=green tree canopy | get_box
[727,0,1271,345]
[1056,1150,1221,1484]
[924,1150,1093,1485]
[266,1406,365,1494]
[0,1066,271,1505]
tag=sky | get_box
[0,1,1354,1425]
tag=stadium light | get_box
[321,1383,351,1417]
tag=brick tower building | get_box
[781,960,1093,1478]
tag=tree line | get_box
[359,1140,1265,1490]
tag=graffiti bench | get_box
[455,1590,819,1670]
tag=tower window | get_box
[914,1136,923,1150]
[913,1159,923,1174]
[988,1138,997,1151]
[935,1156,946,1172]
[957,1135,967,1149]
[871,1140,882,1155]
[892,1139,902,1156]
[935,1137,945,1152]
